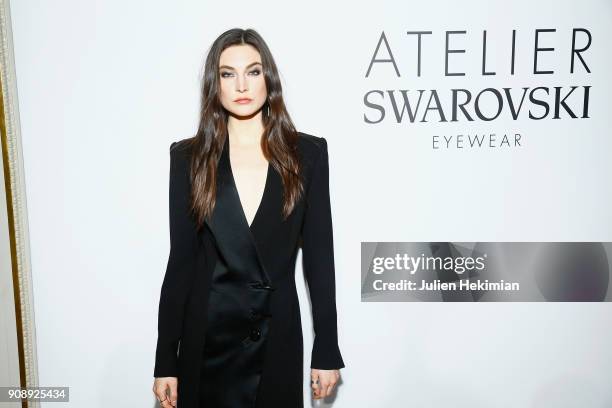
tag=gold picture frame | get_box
[0,0,39,406]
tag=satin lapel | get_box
[204,137,273,286]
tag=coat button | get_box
[249,281,276,291]
[249,328,261,341]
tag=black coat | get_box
[153,131,345,407]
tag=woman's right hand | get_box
[153,377,178,407]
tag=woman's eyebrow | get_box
[219,61,262,70]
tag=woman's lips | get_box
[234,98,252,104]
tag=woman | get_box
[152,28,345,407]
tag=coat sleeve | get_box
[301,137,346,370]
[154,142,198,377]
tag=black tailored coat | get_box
[153,131,345,407]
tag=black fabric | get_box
[199,259,272,408]
[153,132,345,407]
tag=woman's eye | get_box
[220,70,260,78]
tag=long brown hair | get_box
[184,28,303,231]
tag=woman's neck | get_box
[227,111,264,147]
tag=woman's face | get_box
[218,44,267,117]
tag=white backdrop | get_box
[10,0,612,406]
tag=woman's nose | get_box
[236,75,248,92]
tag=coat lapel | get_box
[203,136,274,287]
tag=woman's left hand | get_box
[310,368,340,400]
